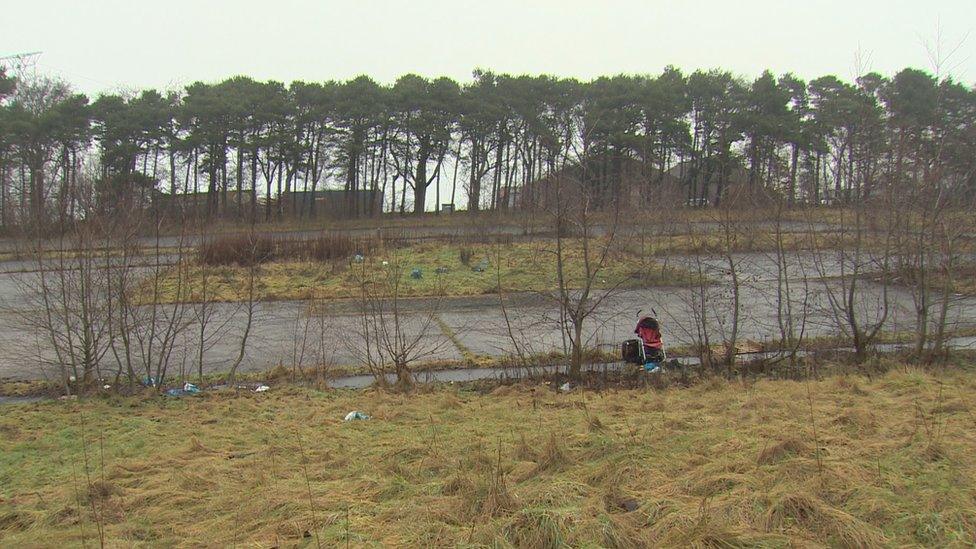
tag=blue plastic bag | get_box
[644,362,662,373]
[166,382,201,397]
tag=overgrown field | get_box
[144,239,696,303]
[2,364,975,546]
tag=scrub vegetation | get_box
[1,359,975,546]
[144,238,699,303]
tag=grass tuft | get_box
[504,508,572,548]
[2,363,976,545]
[757,438,810,465]
[533,432,572,474]
[765,491,887,548]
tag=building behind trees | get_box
[0,65,973,230]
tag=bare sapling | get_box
[106,210,194,391]
[13,192,120,392]
[663,219,714,374]
[711,190,745,374]
[664,206,743,377]
[225,230,259,385]
[807,198,892,363]
[299,297,342,384]
[188,219,243,385]
[350,250,449,390]
[764,195,811,369]
[543,175,626,380]
[492,243,548,378]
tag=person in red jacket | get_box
[635,316,664,370]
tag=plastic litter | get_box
[410,268,423,279]
[254,385,270,393]
[166,382,201,397]
[353,254,364,263]
[472,258,490,273]
[103,384,111,390]
[142,376,157,387]
[344,411,370,421]
[382,260,389,266]
[645,365,661,374]
[559,382,572,393]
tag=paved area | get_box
[1,250,974,381]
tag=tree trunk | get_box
[467,140,481,212]
[236,145,244,219]
[413,140,430,214]
[570,321,583,380]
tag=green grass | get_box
[2,362,975,546]
[143,239,699,303]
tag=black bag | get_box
[622,339,643,364]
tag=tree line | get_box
[0,65,973,229]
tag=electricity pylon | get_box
[0,51,42,77]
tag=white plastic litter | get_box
[559,382,572,393]
[344,411,370,421]
[255,385,270,393]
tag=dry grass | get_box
[143,238,698,303]
[2,365,976,546]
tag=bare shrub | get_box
[348,252,450,389]
[198,231,377,266]
[198,233,274,266]
[807,199,893,363]
[541,175,626,379]
[663,189,749,375]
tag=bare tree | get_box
[350,252,448,389]
[491,244,556,377]
[293,298,342,384]
[542,176,626,380]
[109,214,194,390]
[13,191,126,391]
[928,200,973,360]
[807,199,893,362]
[711,195,744,372]
[662,214,741,375]
[225,232,259,385]
[755,195,812,371]
[897,186,974,362]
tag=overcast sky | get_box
[2,0,973,96]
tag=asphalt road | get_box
[2,249,974,381]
